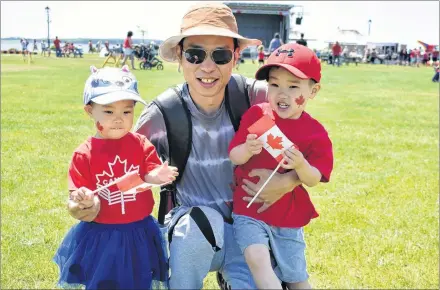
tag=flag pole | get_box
[90,176,124,195]
[247,161,283,208]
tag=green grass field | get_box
[1,54,439,289]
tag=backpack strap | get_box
[225,74,251,131]
[152,86,191,225]
[168,207,221,252]
[152,86,192,179]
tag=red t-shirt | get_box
[228,103,333,228]
[258,51,265,60]
[54,39,61,49]
[123,37,131,48]
[332,44,341,56]
[68,132,161,224]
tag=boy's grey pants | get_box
[162,205,256,289]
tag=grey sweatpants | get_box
[162,205,256,289]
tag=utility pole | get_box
[45,7,51,45]
[137,25,147,43]
[368,19,372,36]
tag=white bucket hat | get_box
[159,2,262,62]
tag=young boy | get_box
[229,43,334,289]
[53,65,178,289]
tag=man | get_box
[296,33,308,47]
[67,2,302,289]
[269,32,284,53]
[54,36,61,57]
[332,41,342,67]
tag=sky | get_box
[1,1,439,49]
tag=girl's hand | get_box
[154,161,179,183]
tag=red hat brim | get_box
[255,63,309,81]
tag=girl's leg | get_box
[244,244,282,290]
[121,54,128,66]
[130,54,136,69]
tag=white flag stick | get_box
[90,176,124,195]
[247,161,283,208]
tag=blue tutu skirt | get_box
[53,215,169,289]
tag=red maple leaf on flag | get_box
[267,134,284,150]
[295,95,305,107]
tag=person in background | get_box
[54,36,61,57]
[32,39,38,52]
[258,45,265,67]
[121,31,136,70]
[40,40,47,57]
[432,62,439,82]
[370,48,377,64]
[296,33,307,47]
[409,49,416,67]
[88,40,93,53]
[332,41,342,67]
[20,38,28,56]
[269,32,284,53]
[432,49,439,63]
[342,46,349,65]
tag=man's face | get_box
[177,35,238,103]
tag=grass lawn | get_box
[1,54,439,289]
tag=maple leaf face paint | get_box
[88,100,135,139]
[96,121,104,132]
[295,95,305,107]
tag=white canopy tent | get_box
[324,28,367,46]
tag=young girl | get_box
[53,65,178,289]
[258,45,265,67]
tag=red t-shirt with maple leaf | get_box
[229,103,334,228]
[68,132,162,224]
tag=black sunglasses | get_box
[183,48,234,65]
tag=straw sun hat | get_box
[159,2,262,62]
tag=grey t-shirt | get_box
[134,77,267,220]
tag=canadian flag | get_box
[247,114,297,162]
[92,170,166,197]
[115,170,154,194]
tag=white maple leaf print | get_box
[95,155,141,214]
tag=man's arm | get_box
[241,169,302,213]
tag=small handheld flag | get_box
[246,114,298,208]
[247,115,295,162]
[90,170,169,195]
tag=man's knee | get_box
[168,206,225,289]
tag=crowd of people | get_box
[241,35,439,74]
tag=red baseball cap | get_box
[255,43,321,83]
